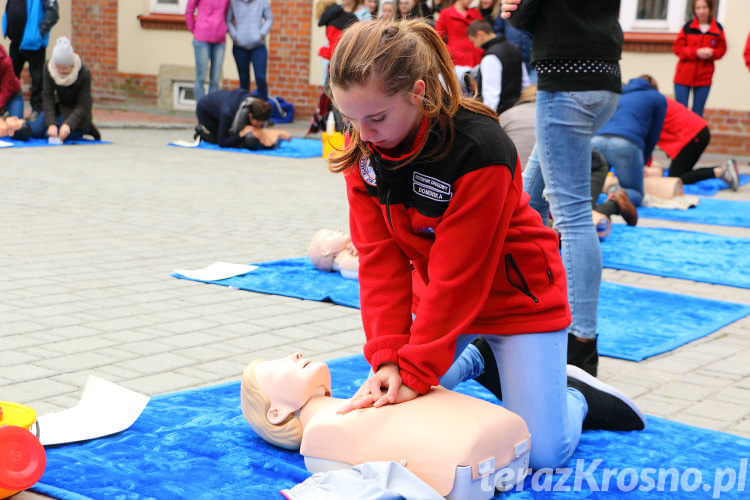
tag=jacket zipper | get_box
[505,254,539,303]
[385,187,395,232]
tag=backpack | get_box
[251,91,295,124]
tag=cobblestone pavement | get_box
[2,127,749,499]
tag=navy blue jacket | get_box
[196,88,254,148]
[595,78,666,162]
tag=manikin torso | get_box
[251,354,530,497]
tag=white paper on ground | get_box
[38,376,150,446]
[171,138,200,147]
[0,139,13,148]
[48,137,62,145]
[175,261,258,281]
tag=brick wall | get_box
[265,0,319,120]
[72,0,156,106]
[704,110,750,157]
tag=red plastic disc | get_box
[0,426,46,491]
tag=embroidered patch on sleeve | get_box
[412,172,452,202]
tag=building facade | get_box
[2,0,748,155]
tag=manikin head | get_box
[241,354,332,450]
[308,229,351,271]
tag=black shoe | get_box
[471,336,502,401]
[567,333,598,377]
[567,365,646,431]
[88,123,101,141]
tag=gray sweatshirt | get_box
[226,0,273,49]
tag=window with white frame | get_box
[151,0,188,15]
[620,0,725,32]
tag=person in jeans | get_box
[227,0,273,100]
[502,0,623,377]
[185,0,230,102]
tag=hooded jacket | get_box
[317,4,357,61]
[595,77,667,163]
[185,0,230,44]
[672,16,726,87]
[226,0,273,50]
[2,0,59,51]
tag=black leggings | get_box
[667,127,716,184]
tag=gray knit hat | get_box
[52,37,75,66]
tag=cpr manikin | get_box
[241,353,531,499]
[308,229,359,280]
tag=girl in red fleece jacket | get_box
[672,0,726,116]
[328,19,645,470]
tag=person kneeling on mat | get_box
[195,88,291,150]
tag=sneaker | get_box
[471,336,502,401]
[567,365,646,431]
[567,333,598,377]
[610,189,638,226]
[194,124,211,142]
[720,159,739,191]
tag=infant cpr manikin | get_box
[241,353,530,498]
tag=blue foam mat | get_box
[173,258,750,361]
[167,137,322,158]
[33,354,750,499]
[637,197,750,228]
[0,137,110,147]
[601,225,750,289]
[682,174,750,196]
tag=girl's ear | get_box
[410,79,426,104]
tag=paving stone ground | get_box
[2,125,749,499]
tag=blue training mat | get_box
[167,137,322,158]
[601,224,750,289]
[0,137,110,147]
[172,258,750,361]
[33,354,750,499]
[637,197,750,228]
[682,174,750,196]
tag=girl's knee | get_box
[528,434,574,470]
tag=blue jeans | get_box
[441,331,586,469]
[674,83,710,117]
[193,40,226,101]
[591,135,644,206]
[522,90,619,339]
[3,92,24,118]
[29,112,87,140]
[232,43,268,100]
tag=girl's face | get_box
[456,0,471,9]
[332,76,425,152]
[694,0,710,23]
[380,2,395,19]
[480,0,494,9]
[366,0,378,13]
[398,0,413,16]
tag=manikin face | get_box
[309,228,351,271]
[332,76,425,152]
[694,0,710,23]
[255,353,331,424]
[380,2,395,19]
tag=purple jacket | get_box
[185,0,230,44]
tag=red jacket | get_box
[317,5,357,61]
[657,97,708,159]
[435,5,484,67]
[345,109,570,395]
[0,45,21,111]
[744,30,750,72]
[672,17,726,87]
